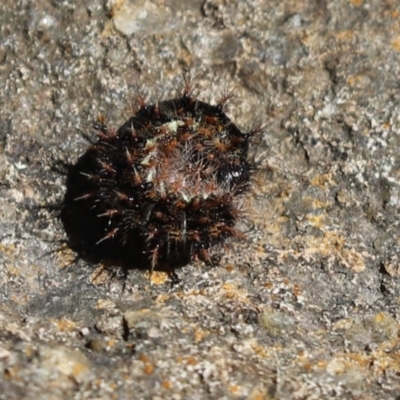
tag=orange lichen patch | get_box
[304,334,400,375]
[302,196,333,211]
[350,0,364,7]
[40,347,91,383]
[225,264,234,272]
[108,0,124,18]
[249,340,267,358]
[300,230,366,271]
[225,291,235,299]
[292,283,302,297]
[186,288,206,297]
[107,339,116,348]
[248,387,269,400]
[391,37,400,52]
[4,366,20,379]
[52,318,77,332]
[139,354,155,374]
[95,299,117,310]
[184,355,198,366]
[222,282,236,298]
[71,361,89,379]
[332,317,353,331]
[352,312,399,352]
[283,278,290,286]
[155,293,170,303]
[374,312,392,324]
[221,282,249,303]
[347,75,357,87]
[101,19,115,38]
[296,351,316,372]
[301,33,314,47]
[90,265,111,285]
[143,362,155,375]
[305,214,326,229]
[304,230,345,258]
[194,328,210,343]
[93,378,104,388]
[0,243,16,257]
[371,350,400,374]
[147,270,169,285]
[322,231,345,252]
[54,247,76,270]
[336,30,355,42]
[125,342,136,352]
[5,263,20,276]
[176,355,198,365]
[302,359,325,373]
[310,172,336,188]
[229,384,241,395]
[170,291,185,299]
[325,349,400,377]
[162,380,172,389]
[24,346,35,359]
[338,248,366,272]
[255,245,266,254]
[347,73,372,89]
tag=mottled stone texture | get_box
[1,0,400,399]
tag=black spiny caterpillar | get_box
[61,83,255,272]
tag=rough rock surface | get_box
[1,0,400,399]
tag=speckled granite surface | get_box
[1,0,400,399]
